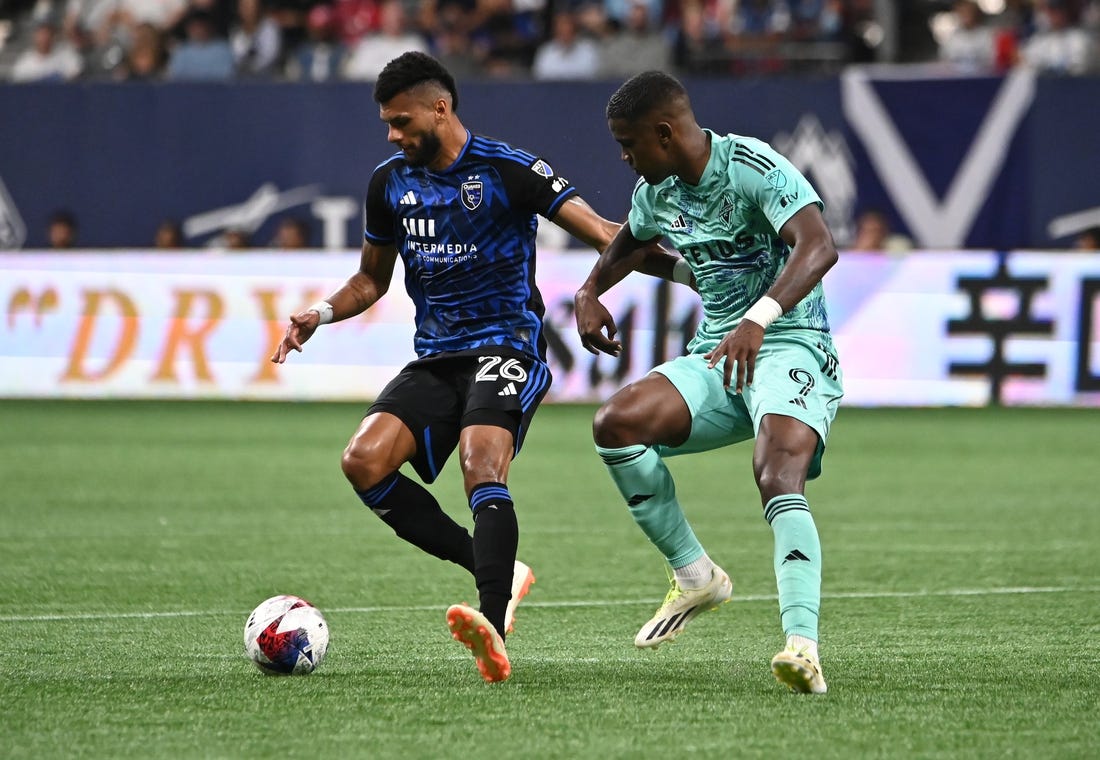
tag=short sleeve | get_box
[495,155,578,219]
[364,161,397,244]
[731,139,822,234]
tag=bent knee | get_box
[341,439,395,489]
[592,399,639,448]
[593,378,690,448]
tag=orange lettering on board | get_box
[250,289,285,384]
[61,289,139,381]
[152,290,224,382]
[248,288,326,384]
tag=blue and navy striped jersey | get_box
[364,131,577,360]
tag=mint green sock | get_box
[596,444,704,568]
[765,494,821,640]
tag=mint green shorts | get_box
[651,329,843,479]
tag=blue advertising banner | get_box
[1,73,1098,251]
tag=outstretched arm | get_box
[270,241,399,363]
[704,204,838,391]
[551,196,686,284]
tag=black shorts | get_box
[366,350,552,484]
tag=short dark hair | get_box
[1079,226,1100,243]
[606,71,687,121]
[49,209,77,228]
[374,52,459,112]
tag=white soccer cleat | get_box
[505,560,536,634]
[446,604,511,683]
[634,566,732,648]
[770,645,828,694]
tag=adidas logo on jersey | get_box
[399,191,417,206]
[497,382,517,396]
[670,214,688,229]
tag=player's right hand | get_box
[270,310,321,364]
[574,289,621,356]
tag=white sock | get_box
[673,554,715,590]
[787,634,819,660]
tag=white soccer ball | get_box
[244,595,330,675]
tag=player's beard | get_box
[404,129,443,168]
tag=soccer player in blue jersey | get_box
[271,53,681,683]
[573,71,844,694]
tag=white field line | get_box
[4,586,1097,623]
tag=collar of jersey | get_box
[670,128,719,192]
[431,130,473,175]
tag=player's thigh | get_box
[461,352,552,458]
[649,354,756,457]
[365,360,463,484]
[343,411,418,479]
[742,330,844,479]
[594,371,693,448]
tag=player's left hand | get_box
[704,321,765,393]
[574,289,622,356]
[270,310,321,364]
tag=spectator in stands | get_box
[62,0,132,80]
[87,0,189,77]
[166,9,235,80]
[599,0,670,78]
[1074,226,1100,250]
[1019,0,1097,74]
[53,1,101,77]
[223,228,252,249]
[427,13,484,81]
[722,0,790,76]
[285,3,348,82]
[273,216,312,248]
[10,18,84,81]
[574,1,610,41]
[343,0,428,81]
[672,0,728,76]
[47,209,78,248]
[938,0,996,73]
[531,8,600,80]
[850,209,912,253]
[266,0,325,55]
[231,0,283,78]
[176,0,235,38]
[418,0,476,46]
[471,0,546,77]
[113,21,166,80]
[154,219,184,248]
[332,0,381,47]
[602,0,662,29]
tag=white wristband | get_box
[308,300,334,325]
[742,296,783,329]
[672,258,693,285]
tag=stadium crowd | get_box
[1,0,1097,83]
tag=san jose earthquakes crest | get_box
[461,180,483,210]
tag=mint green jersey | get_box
[628,130,830,354]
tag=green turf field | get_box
[1,401,1097,758]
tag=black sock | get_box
[469,482,518,639]
[356,473,475,573]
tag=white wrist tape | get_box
[309,300,334,325]
[672,258,693,285]
[742,296,783,329]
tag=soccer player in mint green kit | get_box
[574,71,843,694]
